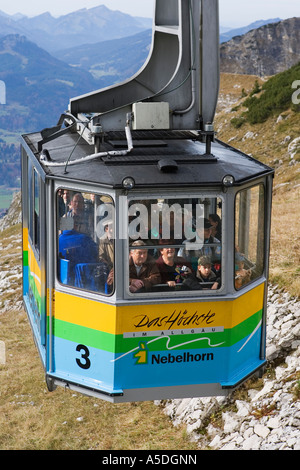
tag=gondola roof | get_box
[22,128,274,189]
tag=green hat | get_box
[198,256,212,266]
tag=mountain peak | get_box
[33,11,54,19]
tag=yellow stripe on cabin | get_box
[23,227,28,249]
[53,283,264,336]
[54,291,117,333]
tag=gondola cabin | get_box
[21,0,274,402]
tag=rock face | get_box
[0,192,22,232]
[220,17,300,77]
[158,285,300,450]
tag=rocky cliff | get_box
[0,191,21,232]
[220,17,300,77]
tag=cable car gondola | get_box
[21,0,274,402]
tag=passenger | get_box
[58,189,64,217]
[178,218,221,271]
[58,216,99,286]
[156,240,192,287]
[99,219,114,270]
[66,192,92,235]
[235,253,251,289]
[196,256,220,290]
[209,213,222,241]
[129,240,161,293]
[58,189,71,217]
[59,216,111,292]
[84,193,96,232]
[106,268,114,289]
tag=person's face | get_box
[196,227,211,240]
[209,218,217,235]
[105,223,114,239]
[63,190,69,202]
[131,249,148,266]
[161,247,175,259]
[198,264,211,277]
[204,227,211,239]
[209,217,217,228]
[71,195,84,214]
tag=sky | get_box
[0,0,299,28]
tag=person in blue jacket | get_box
[58,216,110,293]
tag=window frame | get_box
[234,183,266,291]
[124,191,225,300]
[55,185,115,298]
[28,162,41,260]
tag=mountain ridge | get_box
[0,7,283,52]
[0,15,299,200]
[0,34,97,132]
[219,18,281,43]
[0,15,297,134]
[0,6,152,52]
[54,17,300,80]
[220,17,300,76]
[55,29,152,86]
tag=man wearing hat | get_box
[178,218,221,272]
[196,255,220,290]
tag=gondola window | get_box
[57,190,114,295]
[235,185,265,289]
[28,163,41,258]
[128,197,222,294]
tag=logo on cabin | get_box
[134,342,148,365]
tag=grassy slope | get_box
[216,73,300,298]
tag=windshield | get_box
[127,196,222,295]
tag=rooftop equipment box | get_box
[132,102,170,130]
